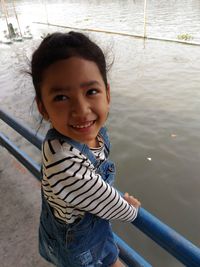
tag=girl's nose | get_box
[71,97,90,118]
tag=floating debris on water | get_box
[177,33,193,41]
[171,134,177,138]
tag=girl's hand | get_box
[124,192,141,209]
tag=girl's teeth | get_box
[72,121,93,128]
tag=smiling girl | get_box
[31,31,141,267]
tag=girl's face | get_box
[37,57,110,148]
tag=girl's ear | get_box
[35,97,49,121]
[106,84,111,105]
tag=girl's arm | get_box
[42,139,140,222]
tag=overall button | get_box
[108,165,114,172]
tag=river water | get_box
[0,1,200,266]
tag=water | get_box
[0,1,200,266]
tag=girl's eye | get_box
[53,95,68,102]
[87,89,98,96]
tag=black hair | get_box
[31,31,108,101]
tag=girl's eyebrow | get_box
[80,80,100,88]
[49,81,100,94]
[49,86,69,95]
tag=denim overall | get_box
[39,127,119,267]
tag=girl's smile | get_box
[70,120,95,130]
[37,57,110,148]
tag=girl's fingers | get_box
[124,192,141,207]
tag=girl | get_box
[31,31,141,267]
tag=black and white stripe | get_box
[42,139,138,224]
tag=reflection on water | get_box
[0,1,200,266]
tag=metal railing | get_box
[1,108,200,267]
[33,21,200,47]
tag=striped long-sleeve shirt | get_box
[42,138,138,224]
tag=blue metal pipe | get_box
[0,132,41,180]
[0,109,43,150]
[133,208,200,267]
[113,233,152,267]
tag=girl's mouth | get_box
[70,120,95,130]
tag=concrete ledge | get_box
[0,148,52,267]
